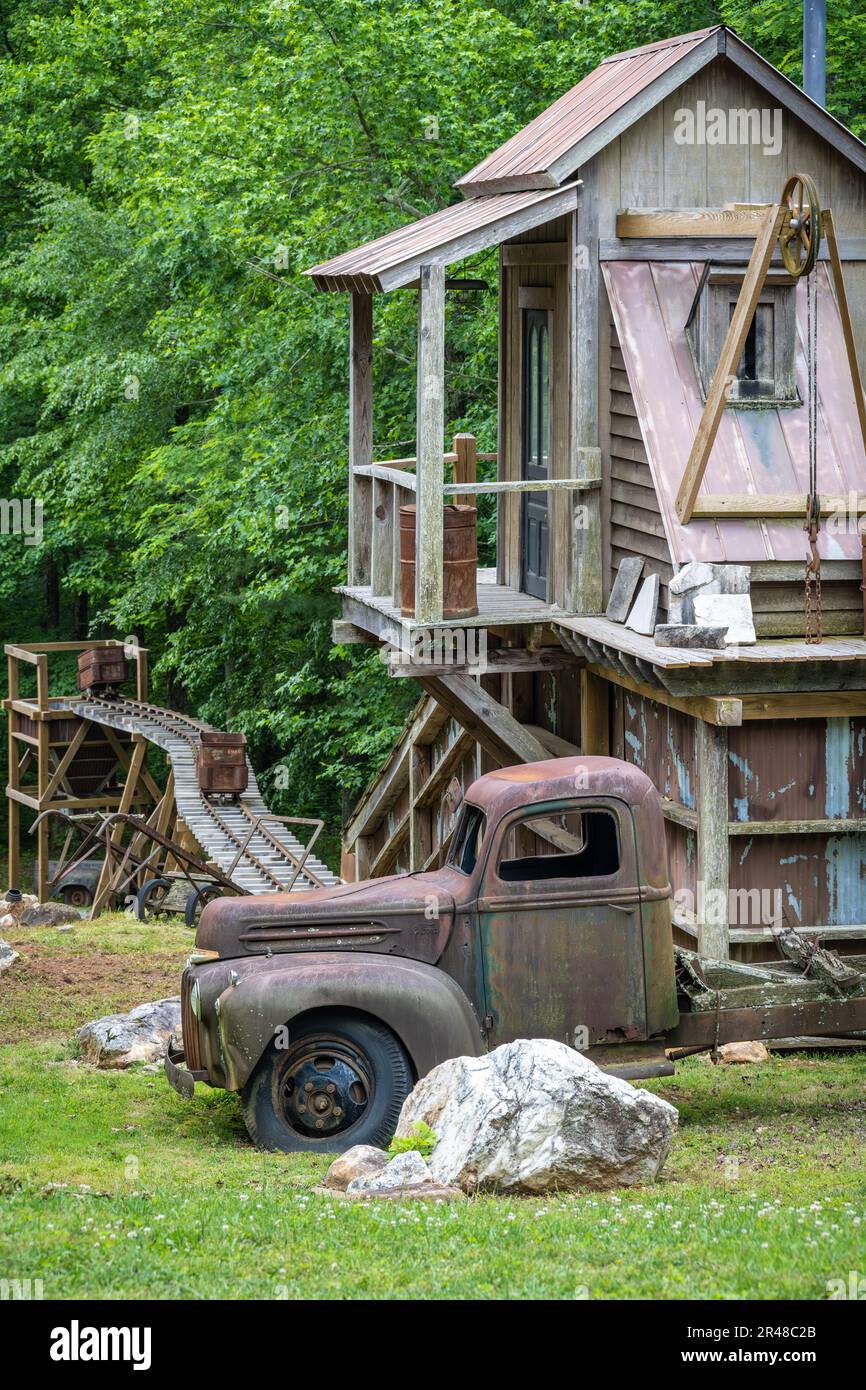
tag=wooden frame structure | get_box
[4,640,153,900]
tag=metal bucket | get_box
[399,504,478,619]
[76,648,129,693]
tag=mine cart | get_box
[76,647,129,695]
[196,731,248,799]
[166,755,866,1155]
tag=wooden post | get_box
[349,291,373,586]
[135,645,149,702]
[6,654,19,891]
[580,669,609,755]
[823,208,866,455]
[370,477,394,599]
[452,433,477,509]
[696,718,729,959]
[415,263,445,625]
[569,177,603,614]
[409,742,432,871]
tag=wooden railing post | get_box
[349,291,373,586]
[568,187,603,614]
[415,264,445,625]
[370,477,394,599]
[452,433,477,508]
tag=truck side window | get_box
[498,809,619,882]
[447,804,487,875]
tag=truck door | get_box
[477,799,648,1047]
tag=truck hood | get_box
[197,869,462,964]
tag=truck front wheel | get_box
[240,1010,414,1154]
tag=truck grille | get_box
[181,968,202,1071]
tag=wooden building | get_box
[307,25,866,961]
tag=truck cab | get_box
[168,757,680,1153]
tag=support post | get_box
[580,669,609,755]
[696,718,729,959]
[370,477,394,599]
[349,291,373,586]
[409,742,432,871]
[415,263,445,625]
[6,654,19,891]
[569,179,603,614]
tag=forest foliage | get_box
[1,0,863,849]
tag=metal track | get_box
[60,696,338,895]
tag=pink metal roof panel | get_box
[456,28,718,194]
[603,260,866,564]
[306,185,579,292]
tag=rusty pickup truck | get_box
[167,756,866,1152]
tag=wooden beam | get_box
[585,662,743,727]
[569,190,603,614]
[349,291,373,586]
[331,620,378,646]
[695,719,729,960]
[691,492,866,519]
[738,691,866,720]
[416,671,550,767]
[501,242,568,266]
[601,236,866,262]
[823,208,866,456]
[580,669,610,754]
[387,646,578,679]
[415,263,445,625]
[676,204,787,524]
[616,207,771,239]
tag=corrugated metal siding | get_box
[456,29,717,193]
[604,261,866,564]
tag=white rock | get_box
[625,574,660,636]
[0,940,19,974]
[717,1040,770,1064]
[714,564,750,595]
[396,1039,678,1194]
[324,1145,388,1191]
[346,1149,433,1194]
[669,562,715,595]
[693,593,756,644]
[77,998,181,1068]
[0,914,16,930]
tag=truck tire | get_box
[240,1009,413,1154]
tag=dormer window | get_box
[686,265,799,406]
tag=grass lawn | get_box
[1,912,865,1299]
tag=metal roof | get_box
[456,26,866,197]
[604,260,866,565]
[456,28,720,196]
[306,183,580,293]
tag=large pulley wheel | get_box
[779,173,822,277]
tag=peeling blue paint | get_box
[666,719,693,808]
[738,840,752,865]
[779,854,808,865]
[824,718,853,819]
[624,729,643,764]
[824,834,865,926]
[733,796,749,822]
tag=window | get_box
[686,266,798,406]
[448,803,486,875]
[497,809,620,883]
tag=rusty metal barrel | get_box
[399,504,478,619]
[197,731,248,797]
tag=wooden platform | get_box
[556,614,866,667]
[338,569,560,638]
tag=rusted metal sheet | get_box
[76,647,128,693]
[197,730,248,797]
[456,29,717,194]
[306,185,579,292]
[604,261,866,563]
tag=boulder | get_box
[323,1144,389,1191]
[18,901,80,928]
[0,893,38,921]
[77,998,181,1068]
[716,1040,770,1065]
[0,940,19,975]
[396,1039,678,1194]
[347,1149,433,1193]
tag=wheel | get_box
[780,172,822,277]
[62,883,92,909]
[135,877,173,921]
[184,884,222,928]
[240,1010,414,1154]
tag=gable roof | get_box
[306,183,579,292]
[457,25,866,197]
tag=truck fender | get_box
[213,951,484,1091]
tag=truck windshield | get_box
[448,804,486,875]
